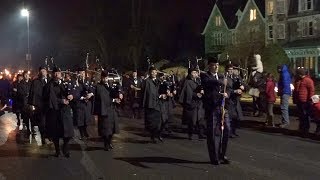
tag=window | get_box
[299,0,314,11]
[213,33,223,45]
[250,9,257,21]
[307,0,313,9]
[232,32,236,44]
[215,16,221,26]
[302,20,314,36]
[267,1,274,15]
[268,25,273,39]
[309,21,313,35]
[277,0,285,14]
[277,24,285,39]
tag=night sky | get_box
[0,0,217,70]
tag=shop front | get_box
[285,47,320,79]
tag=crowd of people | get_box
[0,54,319,166]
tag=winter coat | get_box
[293,76,315,103]
[266,79,276,103]
[278,65,292,96]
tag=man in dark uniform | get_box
[44,67,74,157]
[179,67,206,140]
[17,71,32,135]
[11,74,23,129]
[73,67,94,140]
[28,66,50,145]
[158,72,169,140]
[94,70,122,151]
[201,57,232,165]
[129,70,143,119]
[142,67,162,143]
[228,64,245,138]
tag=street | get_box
[0,111,320,180]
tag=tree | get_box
[261,44,290,80]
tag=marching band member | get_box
[201,57,232,165]
[94,70,122,151]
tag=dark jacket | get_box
[28,76,50,109]
[278,65,292,96]
[142,77,160,111]
[44,79,74,138]
[200,71,232,110]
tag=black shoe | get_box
[62,145,70,158]
[198,135,206,139]
[84,132,89,138]
[233,133,239,137]
[54,152,60,157]
[220,156,231,164]
[103,146,110,151]
[210,160,219,165]
[151,137,157,144]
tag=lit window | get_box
[277,0,285,14]
[268,25,273,39]
[215,16,221,26]
[250,9,257,21]
[267,1,274,15]
[277,24,285,39]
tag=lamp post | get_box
[21,8,31,70]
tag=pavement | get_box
[0,108,320,180]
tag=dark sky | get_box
[0,0,216,69]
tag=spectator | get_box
[293,68,314,137]
[277,65,292,128]
[265,73,276,127]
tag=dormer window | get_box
[250,9,257,21]
[215,16,221,26]
[299,0,314,11]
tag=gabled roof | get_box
[201,3,229,34]
[202,0,265,32]
[235,0,265,29]
[217,0,248,29]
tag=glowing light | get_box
[21,9,29,17]
[4,69,10,76]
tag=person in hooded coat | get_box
[277,64,292,128]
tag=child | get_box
[265,73,276,127]
[311,95,320,135]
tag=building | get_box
[202,0,265,61]
[265,0,289,45]
[283,0,320,78]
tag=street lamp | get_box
[21,8,31,70]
